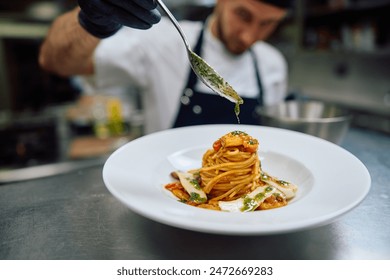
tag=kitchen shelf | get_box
[279,0,390,133]
[297,0,390,52]
[306,1,390,17]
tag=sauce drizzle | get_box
[189,52,244,123]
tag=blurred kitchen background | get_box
[0,0,389,178]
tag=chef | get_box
[39,0,292,134]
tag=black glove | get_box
[78,0,161,38]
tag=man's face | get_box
[213,0,287,55]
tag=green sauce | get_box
[231,130,247,136]
[189,192,207,203]
[241,197,258,212]
[189,52,244,124]
[240,187,275,212]
[254,192,265,201]
[189,178,201,190]
[234,103,241,124]
[277,180,290,186]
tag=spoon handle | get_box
[155,0,192,51]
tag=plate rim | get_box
[102,124,371,235]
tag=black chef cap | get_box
[257,0,294,9]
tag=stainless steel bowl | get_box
[256,100,351,144]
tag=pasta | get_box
[165,131,297,212]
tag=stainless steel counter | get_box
[1,127,389,260]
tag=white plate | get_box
[102,125,371,235]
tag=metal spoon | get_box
[155,0,243,111]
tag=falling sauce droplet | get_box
[234,102,242,124]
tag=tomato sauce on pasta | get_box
[165,131,297,212]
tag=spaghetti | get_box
[165,130,297,212]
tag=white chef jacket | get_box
[82,17,287,134]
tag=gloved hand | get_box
[78,0,161,38]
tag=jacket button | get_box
[192,105,202,114]
[184,88,193,97]
[180,96,190,105]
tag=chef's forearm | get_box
[39,7,100,77]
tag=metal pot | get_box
[256,100,351,145]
